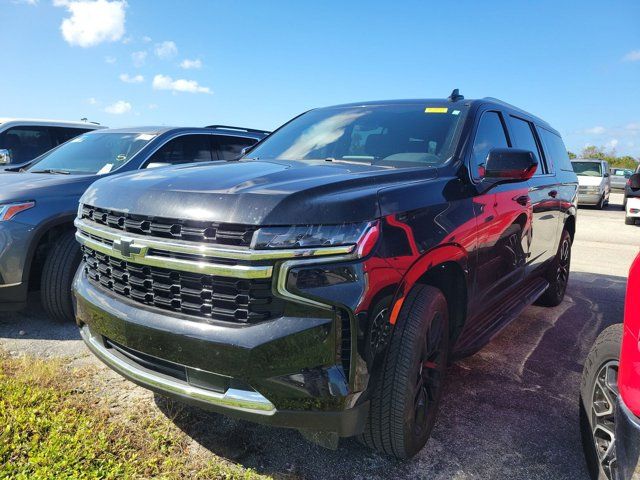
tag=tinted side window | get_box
[509,116,543,175]
[538,128,573,172]
[471,111,509,177]
[146,134,213,167]
[214,135,258,160]
[0,126,53,163]
[51,127,92,145]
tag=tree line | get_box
[568,145,639,170]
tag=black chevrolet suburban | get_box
[73,92,578,459]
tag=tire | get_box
[625,216,635,226]
[41,230,83,322]
[580,324,623,480]
[359,285,449,459]
[535,229,572,307]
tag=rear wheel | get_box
[535,229,571,307]
[580,324,623,480]
[625,216,635,225]
[41,230,83,322]
[359,285,449,459]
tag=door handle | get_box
[515,195,530,206]
[548,190,558,198]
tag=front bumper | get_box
[73,272,368,436]
[616,397,640,480]
[0,220,34,307]
[577,192,602,205]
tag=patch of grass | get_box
[0,353,270,480]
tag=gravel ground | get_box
[1,192,637,480]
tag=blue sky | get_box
[1,0,639,156]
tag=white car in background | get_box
[0,118,104,168]
[571,158,611,209]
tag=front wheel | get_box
[625,216,635,226]
[535,229,572,307]
[359,285,449,459]
[41,230,83,322]
[580,324,623,480]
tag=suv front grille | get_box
[82,246,284,324]
[81,204,257,247]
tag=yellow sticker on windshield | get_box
[425,107,448,113]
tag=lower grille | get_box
[82,246,284,324]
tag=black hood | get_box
[0,171,96,203]
[82,160,438,225]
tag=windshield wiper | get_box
[30,169,71,175]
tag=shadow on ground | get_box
[150,271,626,480]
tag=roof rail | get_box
[205,125,270,135]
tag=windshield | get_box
[571,161,603,177]
[27,132,156,174]
[247,104,467,168]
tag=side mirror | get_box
[604,172,610,178]
[483,148,538,181]
[629,173,640,190]
[0,149,11,165]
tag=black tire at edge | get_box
[40,230,83,322]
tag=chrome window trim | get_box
[75,218,355,262]
[80,325,276,413]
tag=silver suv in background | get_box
[610,167,634,190]
[0,118,104,167]
[572,158,611,209]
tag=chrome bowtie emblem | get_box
[112,238,147,259]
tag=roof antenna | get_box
[448,88,464,102]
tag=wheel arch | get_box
[389,244,470,344]
[24,214,77,289]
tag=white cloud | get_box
[180,58,202,70]
[104,55,116,64]
[154,40,177,59]
[119,73,144,83]
[13,0,38,5]
[623,50,640,62]
[54,0,126,48]
[148,103,158,110]
[87,97,99,105]
[104,100,132,114]
[142,35,152,43]
[626,123,640,132]
[121,35,132,44]
[131,50,147,67]
[585,126,605,135]
[152,74,211,94]
[606,139,619,149]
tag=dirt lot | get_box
[1,192,638,480]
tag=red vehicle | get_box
[581,253,640,480]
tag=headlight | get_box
[251,222,376,250]
[0,201,35,221]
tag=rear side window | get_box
[0,126,54,163]
[471,111,509,177]
[51,127,92,145]
[509,116,544,175]
[145,134,213,168]
[214,135,258,160]
[538,128,573,172]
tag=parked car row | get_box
[0,125,268,321]
[1,93,637,478]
